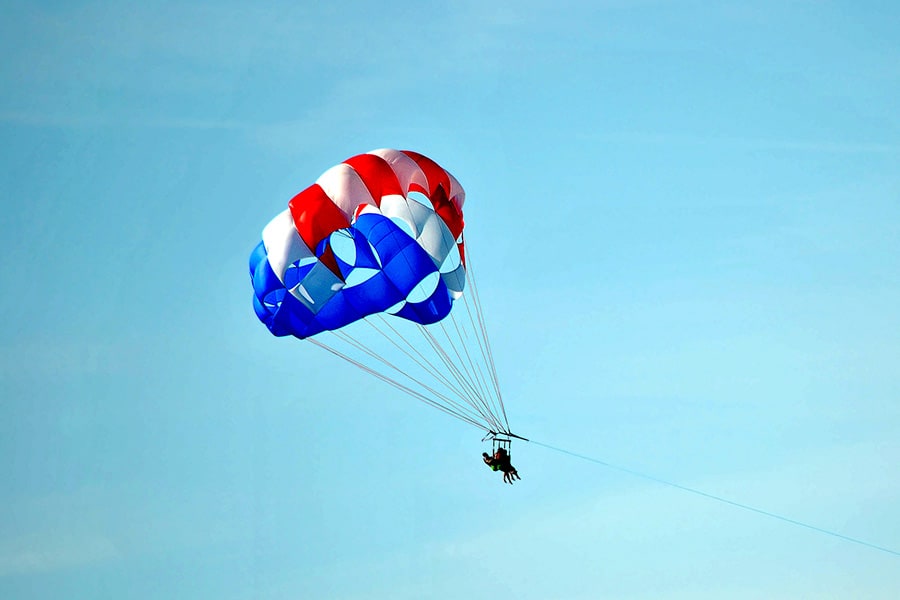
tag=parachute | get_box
[250,149,512,436]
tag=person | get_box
[482,452,501,470]
[495,447,521,484]
[483,447,521,484]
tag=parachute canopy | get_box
[250,149,467,339]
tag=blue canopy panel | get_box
[315,228,381,280]
[395,278,453,325]
[250,213,456,339]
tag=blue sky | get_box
[1,1,898,598]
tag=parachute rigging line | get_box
[459,248,508,429]
[329,327,470,419]
[529,439,900,558]
[441,315,497,425]
[364,317,476,408]
[422,319,503,432]
[366,313,504,431]
[306,336,486,431]
[429,267,507,433]
[326,328,492,429]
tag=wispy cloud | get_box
[0,481,257,579]
[0,533,119,576]
[2,3,281,85]
[0,338,136,377]
[0,110,250,130]
[580,131,900,154]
